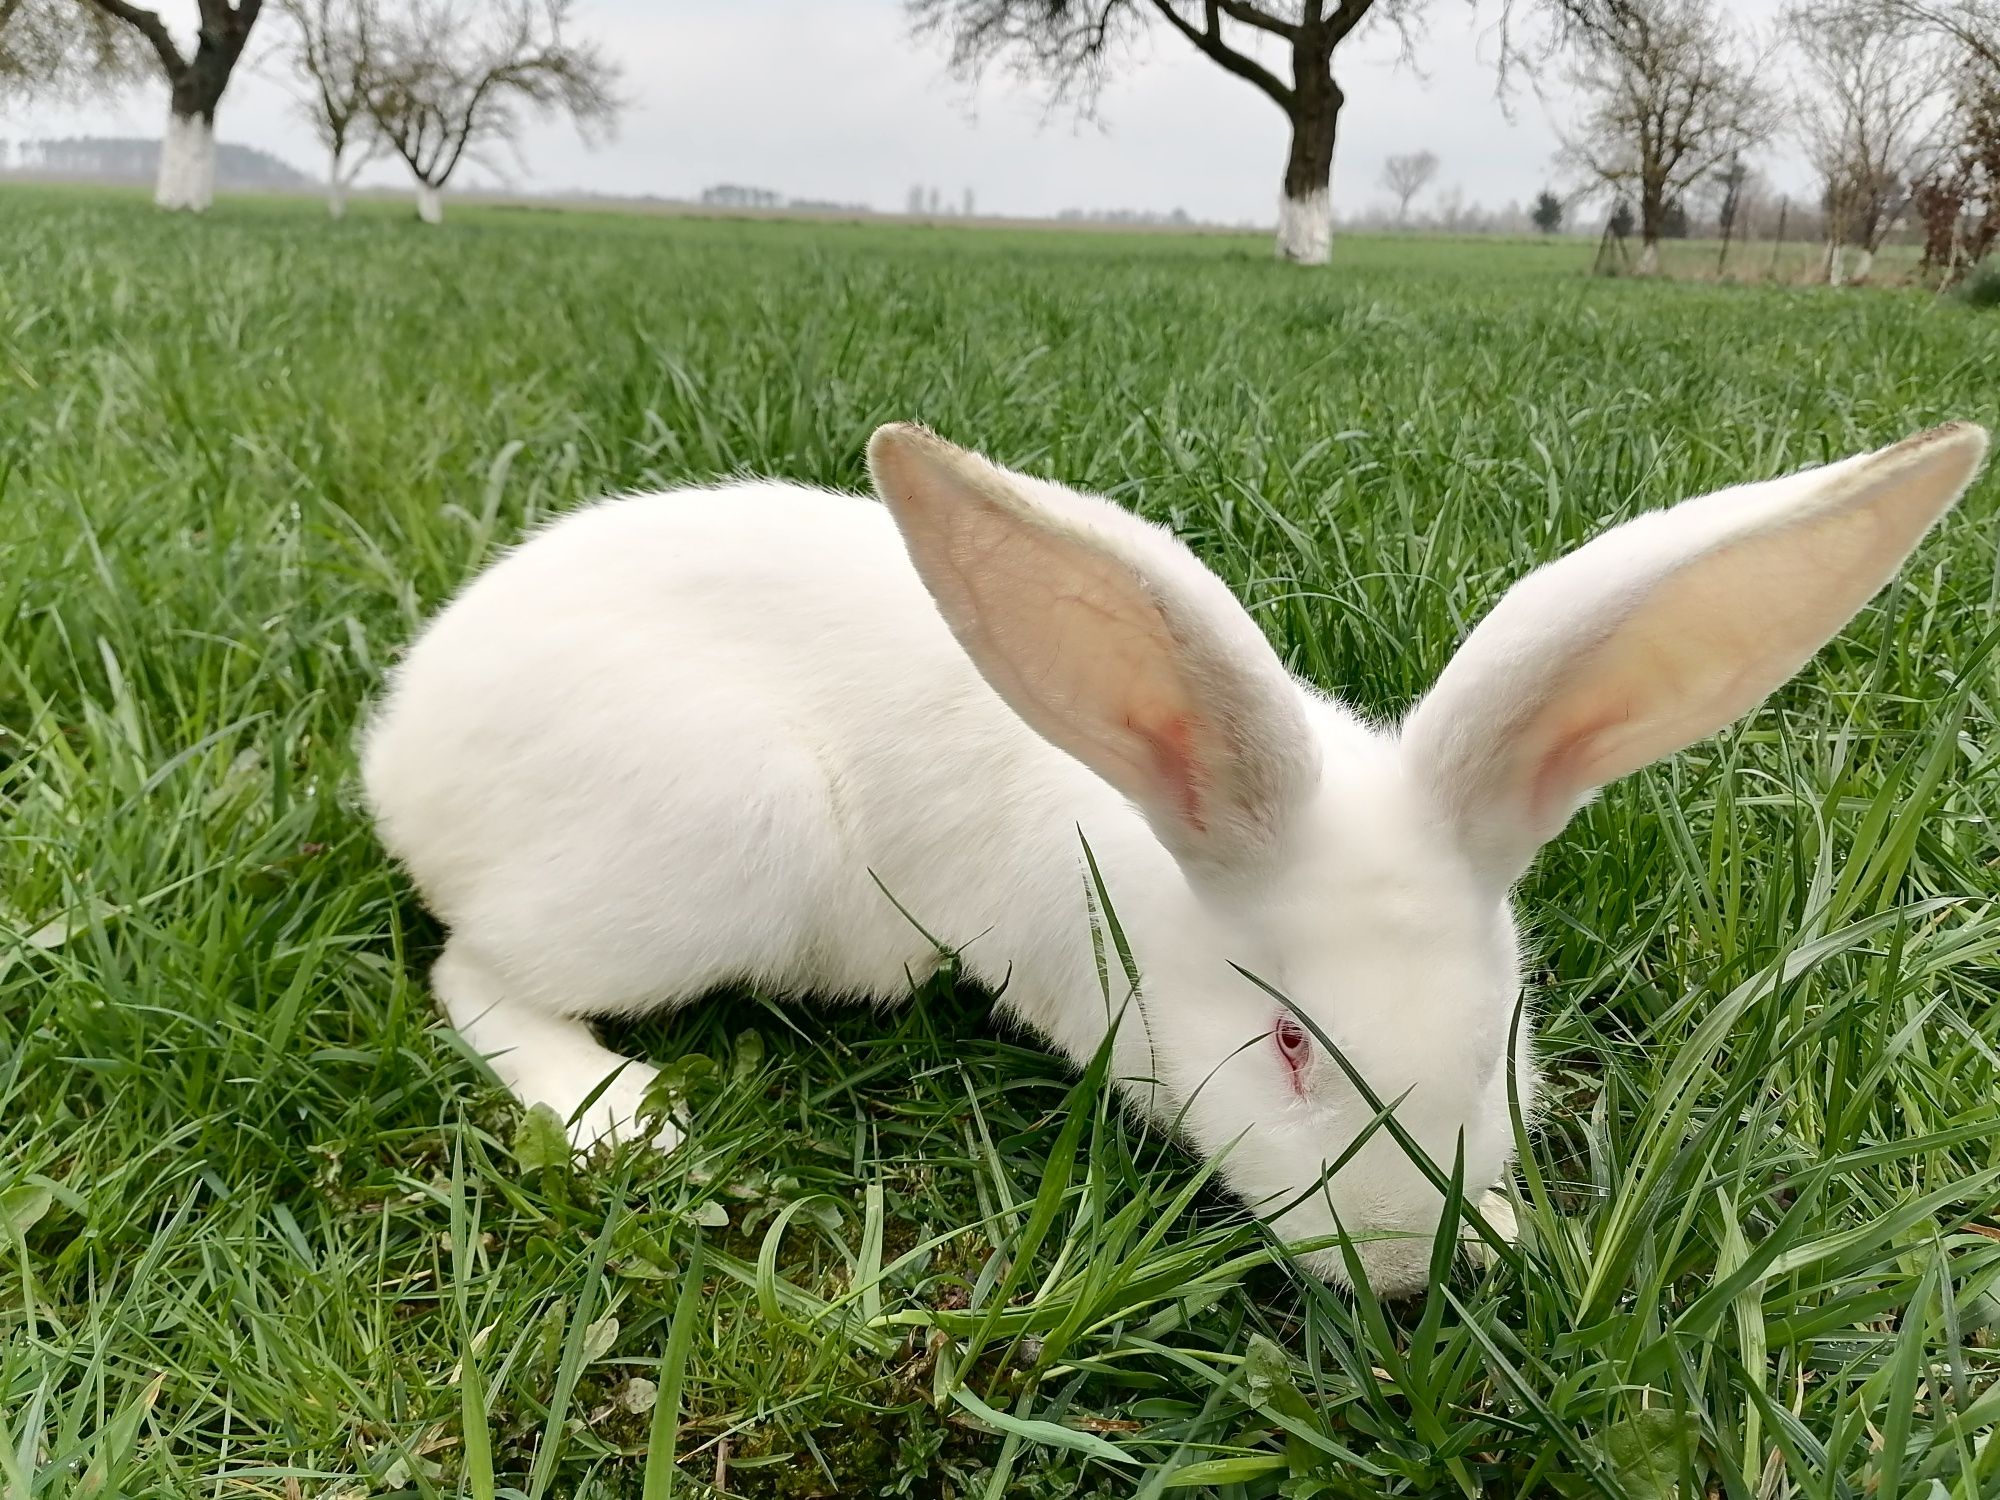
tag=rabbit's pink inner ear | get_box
[1523,705,1627,840]
[1135,712,1207,833]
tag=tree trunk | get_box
[1849,246,1873,281]
[1276,74,1341,266]
[90,0,261,212]
[328,148,348,219]
[155,108,215,212]
[1825,240,1845,286]
[416,183,443,224]
[1636,182,1665,275]
[147,11,254,214]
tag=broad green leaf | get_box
[582,1313,620,1363]
[511,1104,569,1173]
[1,1185,53,1237]
[1595,1408,1693,1500]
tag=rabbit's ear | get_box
[1402,423,1988,889]
[869,423,1318,887]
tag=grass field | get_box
[5,185,2000,1498]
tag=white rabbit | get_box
[363,420,1987,1292]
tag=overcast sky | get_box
[14,0,1805,224]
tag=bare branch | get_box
[1146,0,1294,107]
[1879,0,2000,71]
[906,1,1442,115]
[81,0,186,76]
[1213,0,1298,37]
[1327,0,1380,43]
[905,0,1145,118]
[0,0,142,97]
[1491,0,1652,98]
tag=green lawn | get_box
[5,186,2000,1498]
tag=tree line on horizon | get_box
[1,131,308,184]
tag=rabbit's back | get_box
[363,481,1132,1023]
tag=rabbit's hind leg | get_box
[432,940,680,1154]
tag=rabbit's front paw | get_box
[545,1062,682,1156]
[1462,1188,1519,1269]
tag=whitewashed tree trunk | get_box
[416,183,444,224]
[1275,81,1338,267]
[328,148,348,219]
[1276,189,1331,266]
[156,110,216,213]
[1636,239,1660,275]
[1825,241,1845,286]
[1849,246,1873,281]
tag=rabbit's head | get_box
[869,421,1987,1292]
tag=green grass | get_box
[4,183,2000,1497]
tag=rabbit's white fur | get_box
[364,421,1987,1292]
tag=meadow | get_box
[3,186,1999,1498]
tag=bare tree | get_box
[1379,148,1439,220]
[364,0,619,225]
[1909,49,2000,276]
[1790,2,1942,284]
[1,0,139,99]
[1558,0,1775,273]
[907,1,1436,266]
[281,0,382,218]
[1878,3,2000,277]
[81,0,264,211]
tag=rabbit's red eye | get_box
[1274,1016,1313,1074]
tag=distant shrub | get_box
[1955,264,2000,308]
